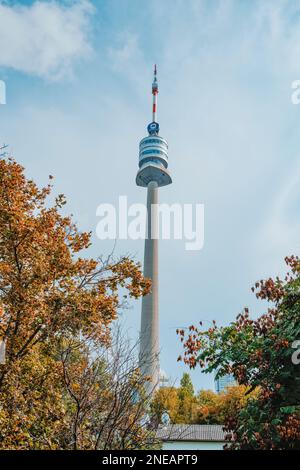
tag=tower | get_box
[136,65,172,393]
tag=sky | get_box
[0,0,300,391]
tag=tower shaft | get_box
[139,181,159,392]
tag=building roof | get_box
[156,424,226,442]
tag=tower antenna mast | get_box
[152,64,158,122]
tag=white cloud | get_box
[0,0,94,80]
[109,34,140,65]
[107,33,149,96]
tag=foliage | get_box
[152,377,256,427]
[151,374,197,424]
[178,256,300,449]
[151,386,179,424]
[195,385,259,425]
[0,157,153,449]
[179,372,194,397]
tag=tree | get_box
[176,373,196,423]
[151,374,198,425]
[196,389,221,424]
[151,387,179,425]
[178,256,300,449]
[152,380,257,427]
[58,327,158,450]
[0,157,152,449]
[179,373,194,397]
[216,385,259,427]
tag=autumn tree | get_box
[151,373,197,425]
[216,385,259,427]
[175,373,196,423]
[194,386,259,425]
[179,373,194,397]
[178,256,300,449]
[0,157,151,449]
[57,327,158,450]
[152,381,257,427]
[195,389,220,424]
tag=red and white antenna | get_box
[152,64,158,122]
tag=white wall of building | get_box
[162,441,224,450]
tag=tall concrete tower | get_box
[136,65,172,392]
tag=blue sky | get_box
[0,0,300,390]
